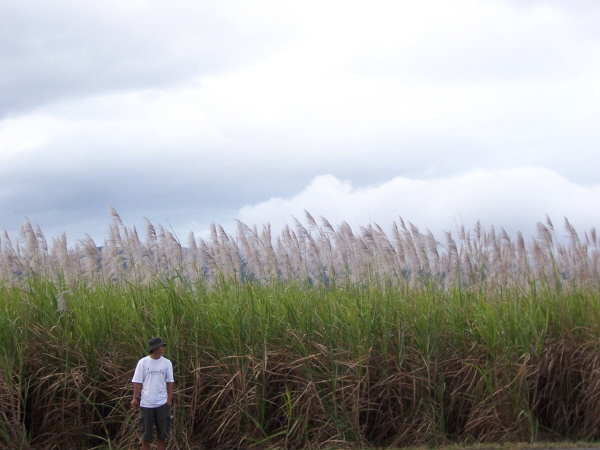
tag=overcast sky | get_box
[1,0,600,246]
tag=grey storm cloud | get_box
[0,0,289,117]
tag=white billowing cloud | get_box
[0,115,51,157]
[237,168,600,241]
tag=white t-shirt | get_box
[132,355,174,408]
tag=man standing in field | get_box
[131,337,174,450]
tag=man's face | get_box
[154,345,166,357]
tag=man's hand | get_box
[131,383,142,410]
[167,381,173,407]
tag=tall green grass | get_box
[0,277,599,449]
[1,213,600,449]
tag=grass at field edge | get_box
[397,442,600,450]
[87,441,600,450]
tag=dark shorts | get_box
[138,403,172,441]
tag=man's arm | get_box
[166,382,173,407]
[131,382,142,409]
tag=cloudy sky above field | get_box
[1,0,600,246]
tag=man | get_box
[131,337,174,450]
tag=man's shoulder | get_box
[135,355,151,365]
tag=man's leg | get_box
[155,404,172,450]
[139,407,155,450]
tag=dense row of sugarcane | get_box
[2,210,599,292]
[2,277,600,450]
[1,213,599,449]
